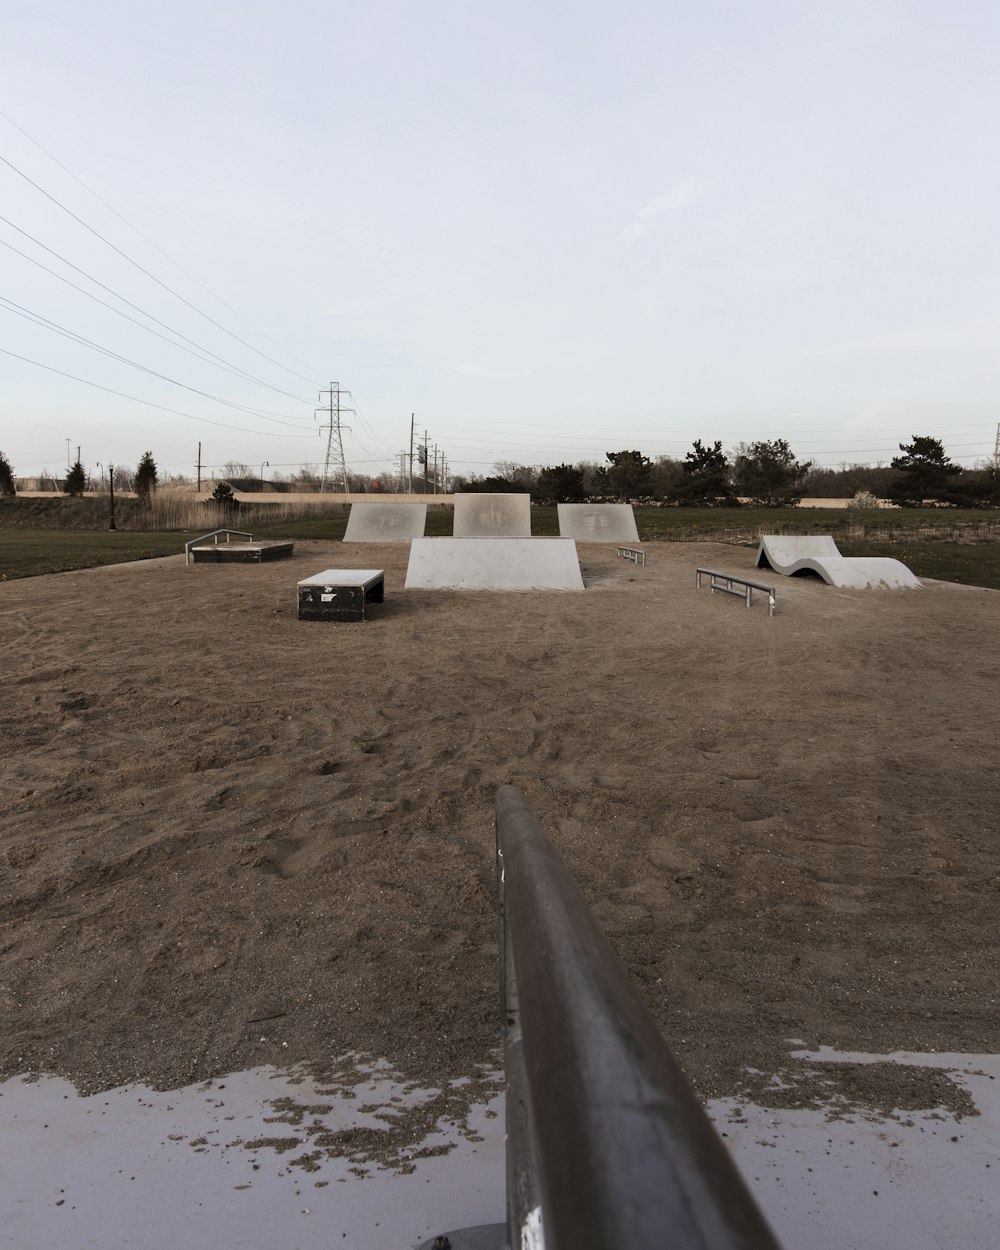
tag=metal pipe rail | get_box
[184,528,254,565]
[616,545,646,567]
[696,567,776,617]
[496,785,782,1250]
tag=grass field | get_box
[1,506,999,588]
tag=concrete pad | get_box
[757,535,920,589]
[453,494,531,538]
[343,501,427,542]
[404,538,584,590]
[557,504,639,542]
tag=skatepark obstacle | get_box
[343,501,427,542]
[557,503,639,542]
[296,568,385,621]
[756,535,920,589]
[466,786,781,1250]
[185,529,293,564]
[696,568,776,616]
[617,546,646,567]
[453,493,531,538]
[404,538,584,590]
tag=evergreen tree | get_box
[63,459,86,497]
[596,450,653,500]
[732,439,811,506]
[0,451,15,496]
[673,439,735,505]
[210,481,240,511]
[889,436,961,506]
[134,451,158,499]
[533,463,586,504]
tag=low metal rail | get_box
[696,567,776,617]
[493,785,782,1250]
[616,545,646,567]
[184,528,253,565]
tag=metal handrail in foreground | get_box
[184,529,254,565]
[696,567,776,617]
[496,784,782,1250]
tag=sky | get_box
[2,0,998,484]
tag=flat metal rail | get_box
[184,529,253,565]
[616,545,646,566]
[496,785,782,1250]
[696,567,776,617]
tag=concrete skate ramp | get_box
[453,493,531,538]
[405,538,584,590]
[557,503,640,542]
[757,535,921,589]
[343,501,427,542]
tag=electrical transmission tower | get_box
[316,383,354,494]
[993,422,1000,472]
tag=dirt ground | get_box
[1,539,998,1145]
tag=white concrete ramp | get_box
[343,501,427,542]
[757,535,921,589]
[557,503,639,542]
[404,538,584,590]
[453,494,531,538]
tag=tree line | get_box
[452,436,1000,508]
[2,435,997,509]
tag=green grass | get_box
[0,529,202,580]
[2,506,999,588]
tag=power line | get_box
[0,218,315,404]
[0,150,320,385]
[0,346,317,439]
[0,106,324,380]
[0,296,315,426]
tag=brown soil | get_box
[1,539,998,1143]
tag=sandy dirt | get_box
[1,539,998,1142]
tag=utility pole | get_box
[423,430,429,493]
[993,422,1000,472]
[108,464,117,530]
[196,441,202,491]
[409,414,415,494]
[316,383,354,494]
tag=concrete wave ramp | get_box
[343,501,427,542]
[405,538,584,590]
[756,535,920,589]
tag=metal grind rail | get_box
[617,545,646,566]
[184,529,253,565]
[486,784,783,1250]
[696,567,776,617]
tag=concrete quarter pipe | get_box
[453,494,532,538]
[557,504,639,542]
[343,502,427,541]
[757,535,920,589]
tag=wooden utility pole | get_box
[196,441,202,491]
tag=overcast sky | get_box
[2,0,998,482]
